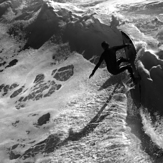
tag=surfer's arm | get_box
[113,44,130,51]
[89,54,104,78]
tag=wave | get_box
[1,0,163,162]
[2,0,124,62]
[136,48,163,114]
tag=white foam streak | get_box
[140,108,163,148]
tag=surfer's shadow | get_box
[67,82,120,141]
[43,83,121,153]
[67,110,110,142]
[99,73,125,91]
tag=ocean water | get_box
[0,0,163,162]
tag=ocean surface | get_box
[0,0,163,162]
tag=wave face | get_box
[2,0,122,61]
[0,0,163,162]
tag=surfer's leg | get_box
[115,65,136,83]
[117,57,130,66]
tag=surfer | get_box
[89,41,137,83]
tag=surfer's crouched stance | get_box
[89,41,136,83]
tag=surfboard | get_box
[121,31,136,64]
[121,31,140,85]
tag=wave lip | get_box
[2,0,123,62]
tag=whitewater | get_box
[0,0,163,163]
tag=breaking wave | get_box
[1,0,163,162]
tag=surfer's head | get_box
[101,41,109,50]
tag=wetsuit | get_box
[90,45,135,81]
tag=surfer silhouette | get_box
[89,41,136,83]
